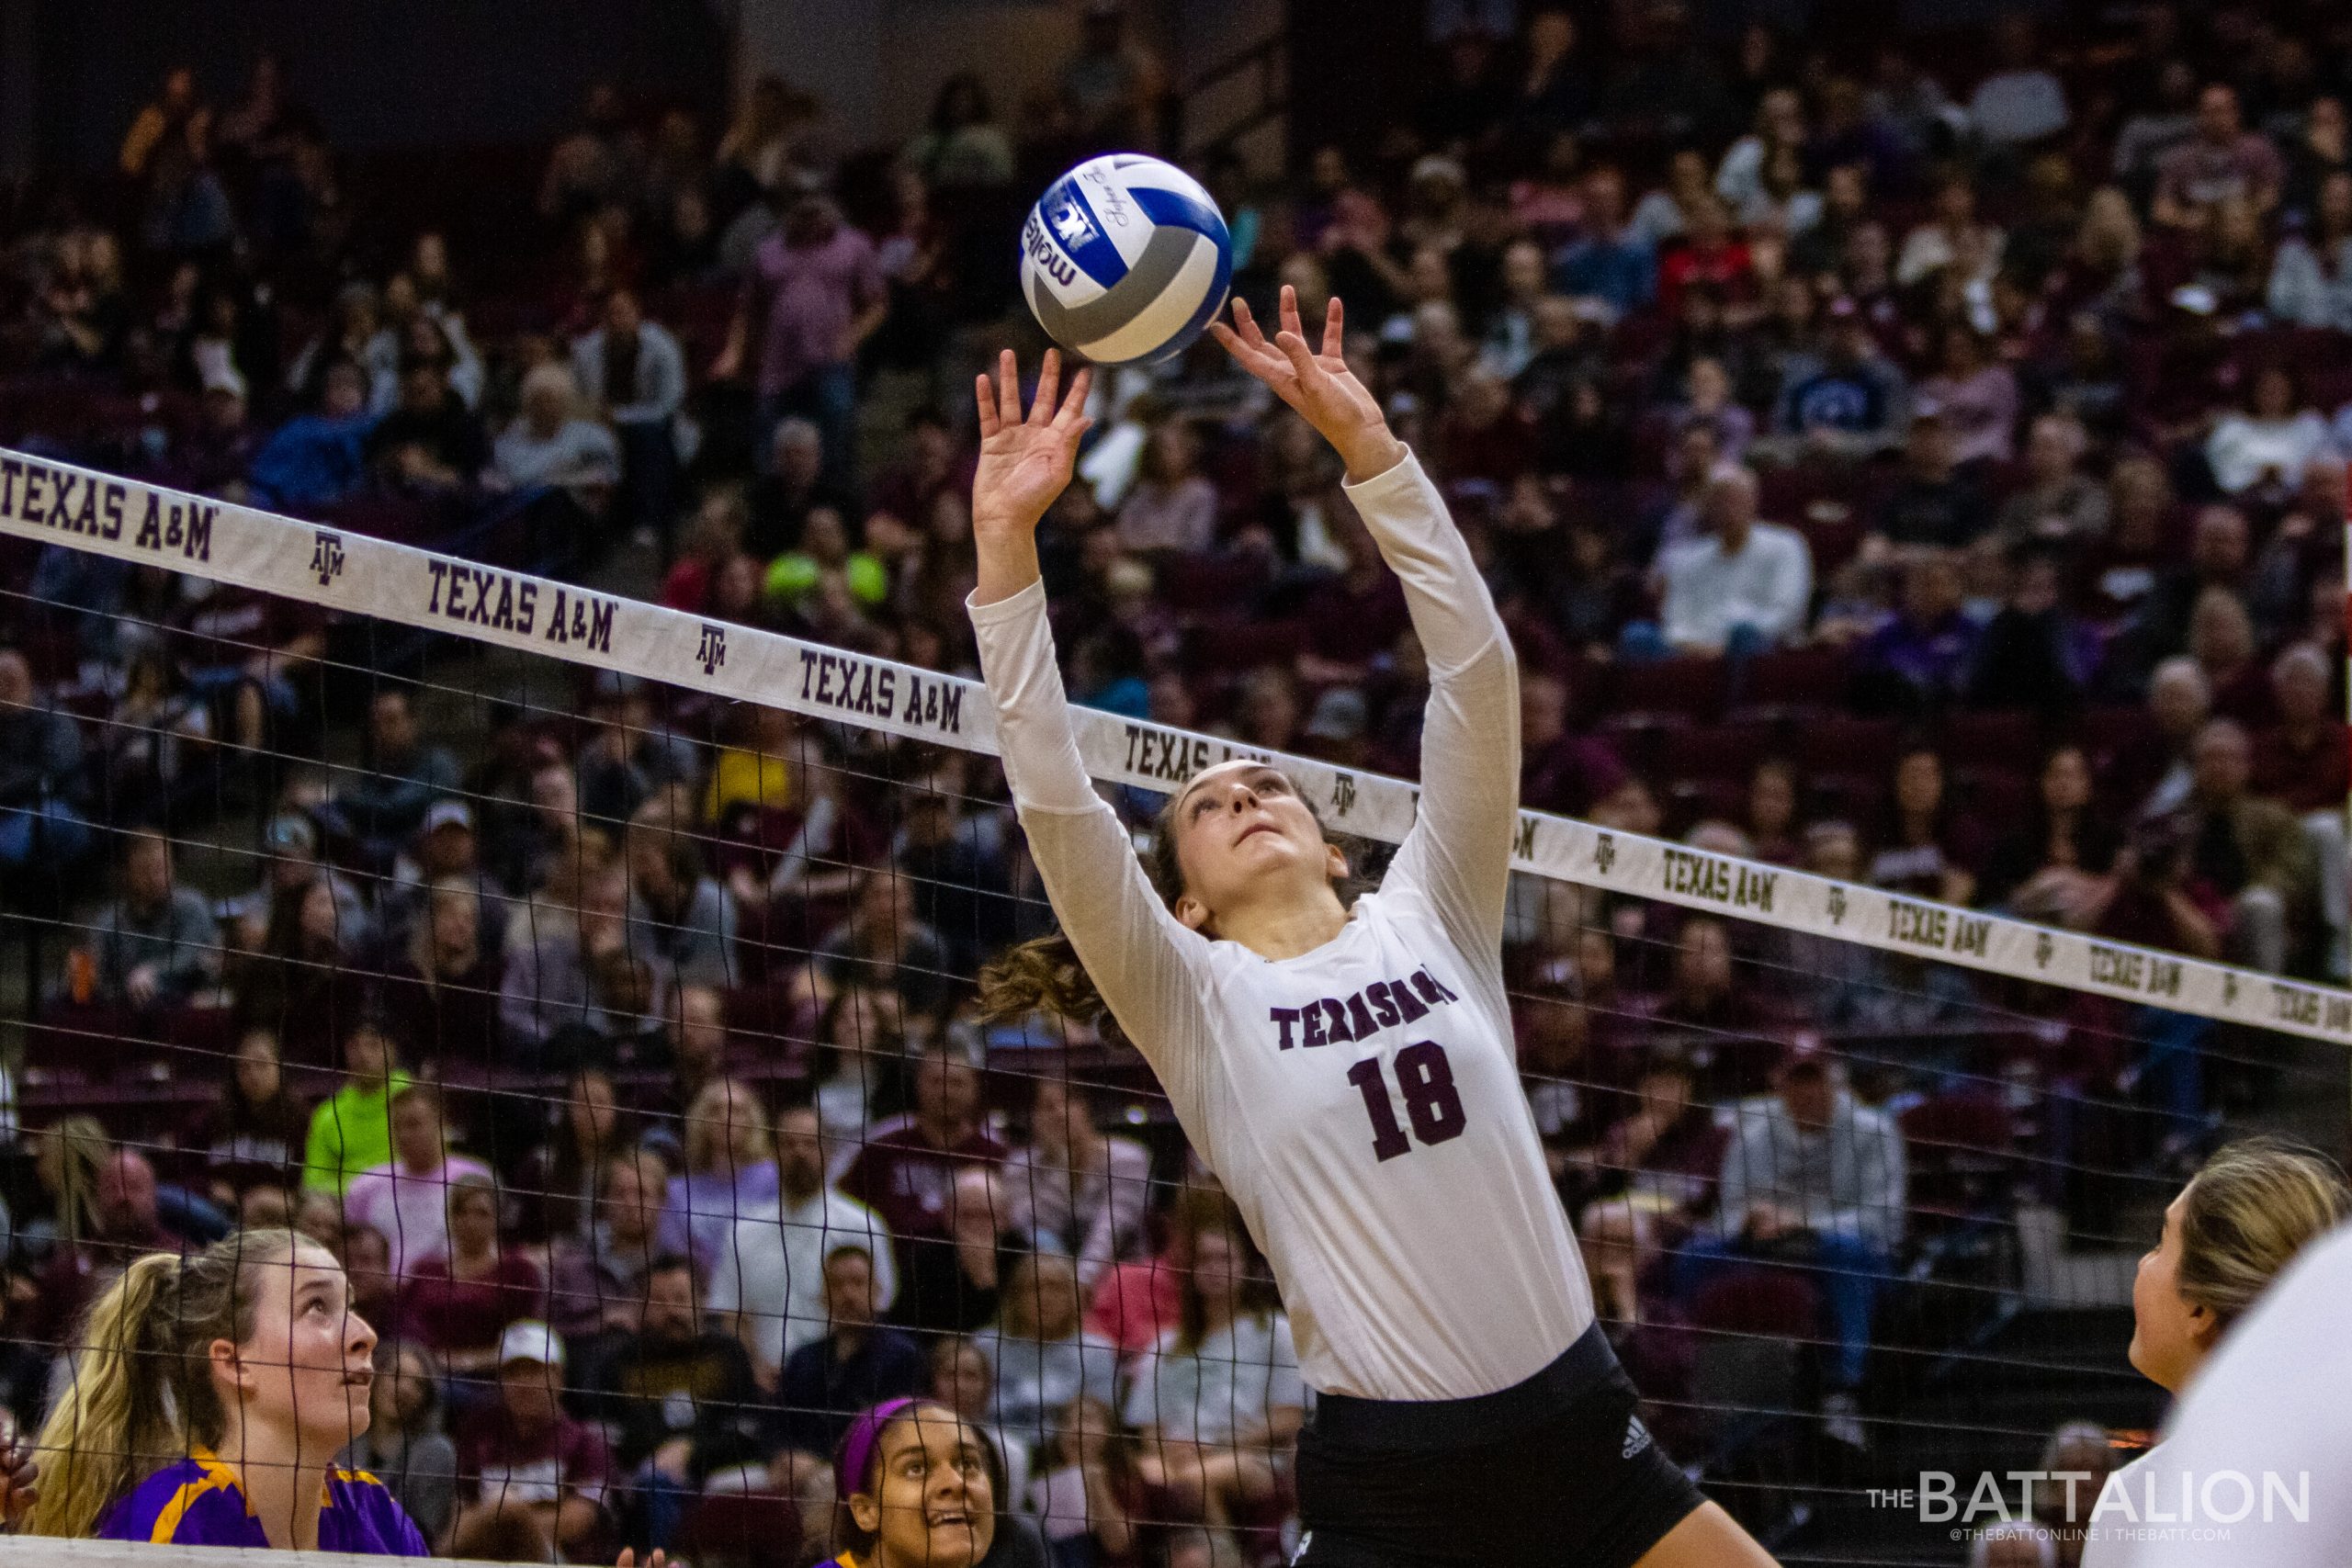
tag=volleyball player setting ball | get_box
[967,287,1780,1568]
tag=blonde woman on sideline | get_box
[2078,1137,2351,1567]
[27,1226,672,1562]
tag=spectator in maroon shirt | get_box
[1867,745,1985,907]
[839,1037,1009,1335]
[31,1147,189,1345]
[1744,757,1804,865]
[1520,668,1627,816]
[449,1320,614,1563]
[1589,1052,1726,1223]
[716,193,887,487]
[398,1174,547,1380]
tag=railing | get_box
[1170,24,1290,163]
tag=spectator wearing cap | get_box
[85,829,220,1010]
[707,1103,897,1381]
[2154,83,2284,230]
[839,1037,1009,1336]
[1679,1043,1906,1435]
[174,357,260,492]
[448,1319,613,1563]
[771,1242,927,1457]
[342,1082,494,1276]
[1638,465,1814,660]
[1871,407,1992,553]
[1770,297,1907,456]
[1966,11,2069,148]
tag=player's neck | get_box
[1218,886,1351,963]
[217,1419,328,1551]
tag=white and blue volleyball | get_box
[1020,154,1232,367]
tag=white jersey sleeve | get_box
[967,575,1220,1121]
[1342,454,1519,963]
[2114,1223,2352,1568]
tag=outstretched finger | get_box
[1321,295,1346,359]
[1031,348,1061,426]
[975,372,1001,439]
[1229,296,1272,354]
[1273,329,1321,387]
[996,348,1022,430]
[1278,283,1304,344]
[1051,366,1094,433]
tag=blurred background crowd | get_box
[1,1,2347,1562]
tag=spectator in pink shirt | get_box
[342,1083,493,1276]
[716,193,887,487]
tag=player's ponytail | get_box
[30,1228,306,1540]
[978,771,1364,1035]
[977,786,1193,1034]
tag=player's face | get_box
[1170,762,1344,931]
[223,1242,378,1458]
[853,1408,995,1568]
[2128,1194,2214,1393]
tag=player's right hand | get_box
[972,347,1092,539]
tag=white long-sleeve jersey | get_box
[969,451,1593,1402]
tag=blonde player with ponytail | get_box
[31,1228,670,1562]
[30,1228,424,1550]
[965,289,1779,1568]
[2077,1137,2352,1566]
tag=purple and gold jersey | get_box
[96,1447,429,1553]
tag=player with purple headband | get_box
[826,1397,999,1568]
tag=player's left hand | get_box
[1210,285,1404,483]
[0,1435,40,1528]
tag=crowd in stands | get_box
[1,2,2347,1562]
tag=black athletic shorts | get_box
[1292,1323,1707,1568]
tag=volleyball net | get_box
[1,453,2346,1564]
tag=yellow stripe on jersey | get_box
[148,1473,235,1543]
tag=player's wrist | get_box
[1338,428,1408,485]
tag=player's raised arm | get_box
[1212,288,1520,952]
[966,351,1212,1089]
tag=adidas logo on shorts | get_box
[1622,1416,1653,1460]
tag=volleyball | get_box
[1019,152,1232,367]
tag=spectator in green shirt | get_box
[303,1017,413,1194]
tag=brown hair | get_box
[31,1229,311,1539]
[2176,1137,2352,1333]
[978,771,1357,1034]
